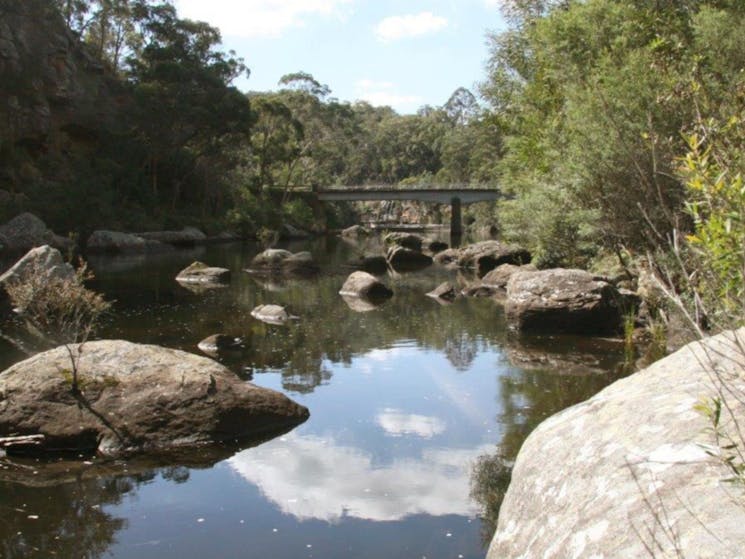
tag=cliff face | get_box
[0,0,125,191]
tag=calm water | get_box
[0,237,629,559]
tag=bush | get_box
[5,261,111,346]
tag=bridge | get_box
[315,186,502,236]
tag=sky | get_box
[173,0,507,114]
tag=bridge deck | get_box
[316,187,501,204]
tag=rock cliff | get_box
[0,0,125,199]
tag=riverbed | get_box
[0,237,630,558]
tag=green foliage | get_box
[678,112,745,327]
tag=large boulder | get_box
[505,268,627,335]
[0,340,309,455]
[87,230,171,253]
[0,245,74,287]
[339,271,393,301]
[175,261,230,285]
[0,213,72,254]
[137,227,207,246]
[0,245,75,317]
[489,328,745,559]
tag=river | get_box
[0,236,630,558]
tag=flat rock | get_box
[489,328,745,559]
[137,227,207,246]
[339,271,393,300]
[176,261,230,285]
[505,268,626,335]
[87,230,171,253]
[0,340,309,456]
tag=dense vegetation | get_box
[482,0,745,332]
[1,0,743,330]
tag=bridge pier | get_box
[450,197,462,238]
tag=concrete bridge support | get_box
[450,197,462,237]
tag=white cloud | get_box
[374,12,448,43]
[376,408,446,438]
[228,432,490,522]
[354,79,423,111]
[174,0,353,38]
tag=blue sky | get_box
[173,0,507,114]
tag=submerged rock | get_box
[339,271,393,300]
[250,304,295,325]
[176,261,230,285]
[505,268,627,335]
[489,328,745,558]
[197,334,243,356]
[0,340,309,456]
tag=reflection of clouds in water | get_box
[228,433,490,522]
[376,408,446,438]
[355,345,416,374]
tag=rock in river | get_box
[176,261,231,285]
[339,271,393,301]
[250,304,296,325]
[197,334,243,356]
[505,268,627,335]
[0,340,309,456]
[488,327,745,559]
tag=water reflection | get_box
[228,432,491,523]
[376,409,446,438]
[0,238,634,558]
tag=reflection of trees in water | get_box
[0,472,151,559]
[0,455,213,559]
[470,350,629,546]
[443,334,480,371]
[470,451,512,546]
